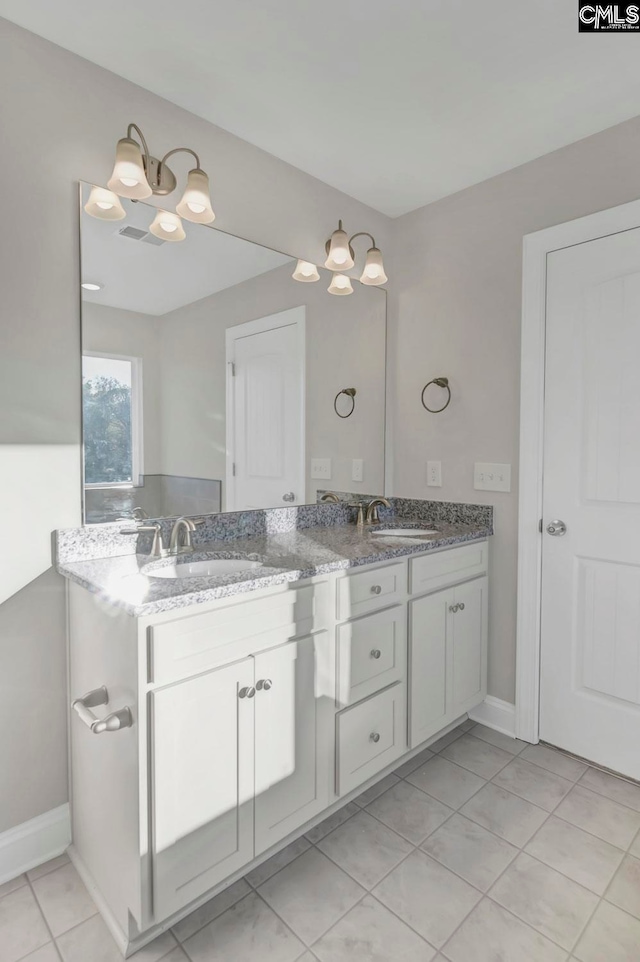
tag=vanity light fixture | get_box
[293,219,388,295]
[292,260,320,282]
[149,209,186,243]
[83,186,126,221]
[86,123,216,242]
[328,273,354,296]
[324,222,355,271]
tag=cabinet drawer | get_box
[336,683,406,795]
[336,606,406,707]
[409,541,488,595]
[337,562,405,621]
[148,582,327,684]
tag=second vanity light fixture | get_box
[83,123,215,242]
[292,220,388,295]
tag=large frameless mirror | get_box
[79,184,387,523]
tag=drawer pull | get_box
[239,686,256,699]
[370,649,382,660]
[370,732,381,743]
[458,602,465,611]
[72,686,133,735]
[370,585,383,595]
[256,679,273,692]
[449,604,460,613]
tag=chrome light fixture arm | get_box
[127,123,151,167]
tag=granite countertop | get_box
[57,519,492,617]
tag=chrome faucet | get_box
[119,522,167,558]
[320,492,341,503]
[169,517,197,555]
[365,497,391,525]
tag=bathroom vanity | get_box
[58,503,491,955]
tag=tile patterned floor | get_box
[3,720,640,961]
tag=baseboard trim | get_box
[468,696,516,737]
[0,803,71,886]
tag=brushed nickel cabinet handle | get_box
[370,732,381,743]
[256,679,273,691]
[458,602,465,611]
[370,649,382,659]
[371,585,382,595]
[448,604,459,613]
[72,686,133,735]
[239,686,256,699]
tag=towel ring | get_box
[334,387,356,418]
[421,377,451,414]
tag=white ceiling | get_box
[4,1,640,216]
[80,187,292,315]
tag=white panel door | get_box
[541,229,640,779]
[254,633,330,855]
[228,309,304,510]
[150,658,254,919]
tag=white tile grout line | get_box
[20,873,64,962]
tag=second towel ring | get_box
[421,377,451,413]
[334,387,357,418]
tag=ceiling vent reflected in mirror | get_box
[117,224,166,246]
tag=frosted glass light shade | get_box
[176,168,216,224]
[107,138,152,199]
[328,273,353,295]
[360,247,388,285]
[149,209,186,242]
[292,259,320,282]
[325,227,354,271]
[83,186,126,221]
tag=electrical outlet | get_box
[352,458,364,482]
[474,462,511,492]
[427,461,442,487]
[311,458,332,480]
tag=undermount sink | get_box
[371,527,438,537]
[147,558,263,580]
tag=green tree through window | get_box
[82,356,135,484]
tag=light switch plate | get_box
[474,462,511,492]
[352,459,364,482]
[427,461,442,487]
[311,458,332,480]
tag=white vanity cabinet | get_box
[151,631,331,919]
[409,576,488,747]
[66,538,488,955]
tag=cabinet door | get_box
[150,658,254,919]
[254,632,331,856]
[451,576,488,715]
[409,589,452,748]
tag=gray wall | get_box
[0,18,389,834]
[388,112,640,704]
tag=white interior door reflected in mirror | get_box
[226,308,305,511]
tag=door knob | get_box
[282,492,295,502]
[546,520,567,537]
